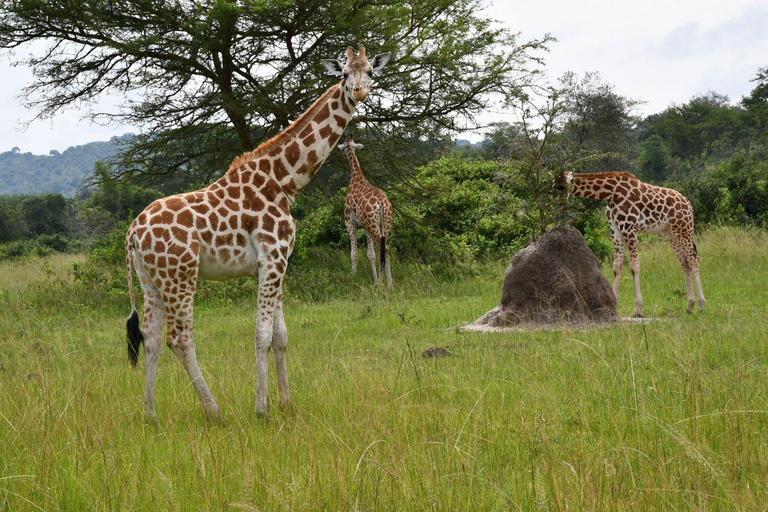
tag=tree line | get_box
[0,0,765,264]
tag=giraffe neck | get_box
[224,82,358,203]
[570,172,638,202]
[343,145,367,185]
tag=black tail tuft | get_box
[380,236,387,273]
[126,308,143,367]
[692,241,698,257]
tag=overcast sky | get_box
[1,0,767,154]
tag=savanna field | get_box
[1,227,767,510]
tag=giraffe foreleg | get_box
[366,231,379,285]
[165,293,220,422]
[625,231,643,317]
[610,224,624,307]
[255,258,283,417]
[133,256,165,422]
[346,218,358,274]
[141,288,165,422]
[272,286,291,409]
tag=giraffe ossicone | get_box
[125,46,390,420]
[341,135,393,287]
[553,170,706,317]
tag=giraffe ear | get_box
[352,143,364,150]
[338,143,346,151]
[322,59,345,77]
[370,53,391,73]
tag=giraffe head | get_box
[322,45,390,102]
[552,170,574,198]
[338,136,364,152]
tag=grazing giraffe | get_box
[340,136,393,287]
[125,46,390,420]
[553,170,706,317]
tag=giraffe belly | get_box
[198,240,260,281]
[636,213,669,234]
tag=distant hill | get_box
[0,135,129,197]
[454,139,485,150]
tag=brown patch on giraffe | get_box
[262,214,275,232]
[281,180,297,197]
[277,220,292,241]
[299,124,314,139]
[141,236,152,252]
[171,226,188,243]
[215,234,233,245]
[285,141,301,167]
[176,209,194,228]
[302,133,316,147]
[229,216,238,230]
[191,203,209,215]
[229,172,240,184]
[236,233,247,246]
[273,159,289,181]
[168,243,186,256]
[224,199,238,211]
[150,211,174,225]
[248,161,258,170]
[267,205,282,218]
[258,233,277,245]
[313,103,330,123]
[165,197,185,211]
[261,180,281,202]
[228,186,241,200]
[319,125,333,139]
[201,231,213,244]
[334,115,347,129]
[208,211,220,228]
[275,260,286,273]
[148,203,162,214]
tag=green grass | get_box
[1,227,767,510]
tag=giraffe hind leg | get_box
[664,230,695,313]
[163,280,219,422]
[346,218,358,273]
[272,289,291,409]
[366,232,379,285]
[133,256,166,422]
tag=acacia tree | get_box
[0,0,551,187]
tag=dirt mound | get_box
[472,225,617,327]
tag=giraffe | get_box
[124,46,390,420]
[553,170,706,317]
[340,136,393,287]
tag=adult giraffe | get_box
[125,46,390,420]
[340,136,393,287]
[553,170,705,317]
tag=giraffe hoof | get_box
[633,313,644,319]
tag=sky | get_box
[1,0,767,154]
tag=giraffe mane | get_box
[226,83,342,174]
[573,171,638,181]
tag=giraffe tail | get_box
[377,203,387,274]
[125,226,144,367]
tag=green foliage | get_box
[410,155,530,257]
[636,134,672,183]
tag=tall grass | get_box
[0,227,767,510]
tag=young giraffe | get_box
[125,46,390,420]
[340,136,393,286]
[553,171,706,317]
